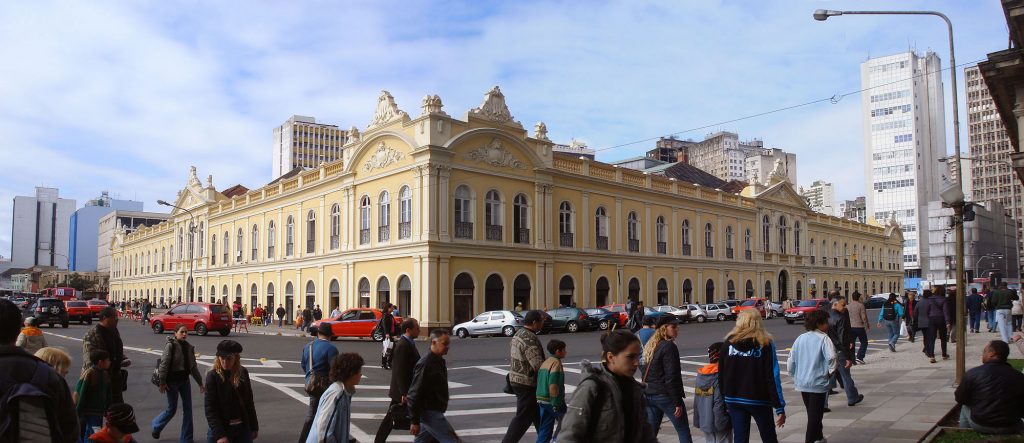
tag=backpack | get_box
[151,341,178,386]
[882,304,896,321]
[0,358,62,443]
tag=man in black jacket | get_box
[378,304,399,369]
[375,318,421,443]
[828,296,863,407]
[408,329,458,443]
[276,304,286,327]
[301,306,314,334]
[956,340,1024,433]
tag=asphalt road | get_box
[45,310,894,442]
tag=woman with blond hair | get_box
[204,340,259,443]
[719,309,786,443]
[641,315,691,442]
[35,347,71,377]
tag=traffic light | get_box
[963,203,976,222]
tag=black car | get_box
[584,307,618,330]
[864,296,887,309]
[544,307,594,333]
[27,298,69,328]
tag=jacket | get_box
[966,294,984,313]
[828,308,854,361]
[991,288,1018,310]
[718,338,786,415]
[954,361,1024,428]
[508,327,544,387]
[378,312,397,337]
[86,427,138,443]
[16,326,47,355]
[847,300,869,329]
[919,295,950,324]
[641,340,684,407]
[305,382,352,443]
[81,324,124,393]
[157,337,203,386]
[407,351,449,424]
[276,307,286,318]
[536,357,566,410]
[74,366,111,416]
[787,330,837,393]
[559,360,657,443]
[692,363,729,433]
[388,335,420,402]
[877,302,905,323]
[904,299,918,325]
[0,345,78,443]
[204,367,259,439]
[301,339,339,382]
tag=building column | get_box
[581,192,590,251]
[582,263,592,307]
[437,166,451,242]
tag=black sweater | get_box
[407,351,449,424]
[955,361,1024,427]
[204,367,259,439]
[642,341,684,407]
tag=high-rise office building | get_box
[801,180,836,216]
[687,131,765,182]
[271,115,347,180]
[10,187,76,269]
[861,51,947,282]
[839,197,867,224]
[68,192,144,272]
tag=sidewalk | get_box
[234,319,310,337]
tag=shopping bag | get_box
[899,320,908,337]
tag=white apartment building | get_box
[10,187,76,269]
[687,131,765,181]
[801,180,836,215]
[271,115,347,180]
[861,51,947,279]
[745,148,797,187]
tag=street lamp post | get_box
[157,199,196,302]
[815,8,967,384]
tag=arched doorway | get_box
[285,282,294,324]
[764,281,772,299]
[854,281,859,294]
[628,278,640,303]
[453,273,474,325]
[235,284,242,305]
[329,280,340,312]
[657,279,668,306]
[559,276,575,307]
[844,281,850,297]
[595,277,609,307]
[745,280,754,297]
[485,274,504,311]
[250,283,258,311]
[683,279,693,303]
[305,281,316,309]
[796,281,803,300]
[514,275,531,310]
[377,277,390,307]
[821,280,828,297]
[266,283,275,314]
[777,271,788,302]
[727,280,736,299]
[358,278,370,308]
[397,276,412,316]
[705,279,715,304]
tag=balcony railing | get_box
[745,250,752,260]
[682,244,692,256]
[657,242,667,254]
[379,225,390,242]
[726,248,734,259]
[596,236,609,250]
[560,232,574,247]
[359,229,370,245]
[486,225,503,241]
[515,228,530,244]
[705,246,714,257]
[286,244,294,256]
[628,239,640,252]
[306,240,315,254]
[810,256,816,265]
[455,221,473,239]
[330,236,339,249]
[399,222,411,239]
[267,246,274,259]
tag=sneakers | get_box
[152,430,160,440]
[828,389,839,396]
[855,358,866,365]
[848,394,865,407]
[889,343,896,352]
[930,358,937,364]
[942,355,950,360]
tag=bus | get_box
[41,287,78,301]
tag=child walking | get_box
[536,339,566,443]
[75,350,112,443]
[787,309,837,443]
[693,342,731,443]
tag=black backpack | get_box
[882,304,897,321]
[0,358,62,443]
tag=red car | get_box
[87,299,109,318]
[733,298,769,318]
[64,300,93,324]
[150,302,233,336]
[783,298,830,324]
[310,308,401,341]
[600,304,630,327]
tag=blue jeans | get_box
[152,380,194,442]
[960,405,1024,433]
[645,393,692,443]
[415,410,459,443]
[852,327,869,360]
[829,354,859,404]
[987,309,997,330]
[885,320,899,345]
[207,424,253,443]
[726,403,777,443]
[536,403,564,443]
[997,309,1013,342]
[79,414,103,443]
[969,311,981,332]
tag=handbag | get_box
[389,403,412,430]
[151,342,177,387]
[304,342,331,397]
[503,373,515,394]
[120,368,128,392]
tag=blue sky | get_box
[0,0,1010,258]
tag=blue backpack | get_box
[0,358,62,443]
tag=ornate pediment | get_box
[469,86,522,127]
[363,142,404,172]
[756,181,809,210]
[367,90,409,130]
[466,138,526,169]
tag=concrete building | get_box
[68,192,144,272]
[646,136,696,163]
[610,156,667,171]
[272,115,347,180]
[801,180,836,216]
[687,131,765,182]
[10,187,76,269]
[109,88,903,327]
[926,200,1019,286]
[745,148,797,187]
[861,51,947,284]
[551,139,596,160]
[839,197,868,224]
[96,210,172,275]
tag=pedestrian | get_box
[966,288,983,333]
[151,324,205,442]
[85,403,140,443]
[378,304,398,369]
[76,350,112,442]
[277,304,286,327]
[535,339,566,443]
[16,316,47,354]
[560,330,656,442]
[641,315,691,443]
[787,310,837,443]
[827,296,863,407]
[408,329,459,443]
[904,291,919,342]
[503,310,546,443]
[36,346,72,377]
[983,285,997,332]
[300,323,341,443]
[847,292,870,364]
[295,305,304,330]
[876,293,904,352]
[1012,297,1023,332]
[313,305,323,321]
[637,316,657,349]
[305,353,364,443]
[693,342,731,443]
[921,288,951,363]
[945,289,958,344]
[375,318,421,443]
[83,307,128,404]
[141,299,151,325]
[330,305,341,319]
[628,301,645,333]
[515,302,523,313]
[302,306,314,334]
[718,309,786,443]
[204,340,259,443]
[252,305,263,326]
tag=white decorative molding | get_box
[420,94,447,116]
[188,165,202,188]
[346,126,361,145]
[367,90,408,130]
[468,86,522,127]
[533,122,549,141]
[466,138,526,169]
[363,142,404,172]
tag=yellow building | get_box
[109,87,904,328]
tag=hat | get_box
[655,315,679,328]
[104,403,139,434]
[24,317,35,327]
[216,340,243,357]
[642,316,656,327]
[317,323,333,337]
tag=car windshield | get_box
[67,301,87,307]
[797,300,818,307]
[209,305,228,314]
[740,299,757,307]
[586,308,606,315]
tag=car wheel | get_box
[219,329,230,336]
[599,320,610,330]
[61,322,68,328]
[717,314,725,321]
[696,315,706,323]
[566,321,579,333]
[502,326,515,337]
[456,328,469,339]
[152,321,164,334]
[372,329,385,342]
[195,323,208,336]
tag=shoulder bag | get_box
[304,342,331,397]
[150,341,177,387]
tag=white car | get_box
[652,305,690,321]
[678,304,709,323]
[452,310,524,338]
[702,303,733,321]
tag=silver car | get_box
[702,303,733,321]
[452,310,524,338]
[680,304,709,323]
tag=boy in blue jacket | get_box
[788,309,837,443]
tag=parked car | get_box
[767,301,785,318]
[733,298,770,318]
[784,298,830,324]
[310,308,402,341]
[545,307,595,333]
[150,302,233,336]
[702,303,734,321]
[652,305,690,322]
[64,300,93,324]
[27,298,69,328]
[584,307,618,330]
[600,303,630,327]
[864,295,887,309]
[451,310,524,338]
[717,300,741,310]
[87,299,109,318]
[676,304,709,323]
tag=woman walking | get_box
[205,340,259,443]
[152,324,205,442]
[560,330,656,442]
[641,316,691,442]
[876,294,905,353]
[787,309,836,443]
[719,309,786,443]
[305,353,364,443]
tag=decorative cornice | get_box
[468,86,522,127]
[466,138,526,169]
[363,142,404,172]
[420,94,447,116]
[367,90,408,130]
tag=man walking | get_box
[379,304,399,369]
[313,304,323,321]
[905,292,919,343]
[140,299,151,325]
[503,310,546,443]
[828,296,864,407]
[920,289,951,363]
[847,292,870,364]
[991,283,1018,343]
[375,318,421,443]
[298,323,339,443]
[408,329,458,443]
[276,304,286,327]
[983,285,996,332]
[83,306,129,403]
[967,288,984,333]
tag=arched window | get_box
[843,243,849,267]
[178,228,184,261]
[627,211,639,252]
[704,223,714,257]
[286,216,295,256]
[725,226,734,258]
[762,215,770,252]
[210,235,217,265]
[454,186,472,239]
[198,222,205,257]
[359,195,371,245]
[306,210,316,253]
[744,228,752,259]
[378,277,391,306]
[399,186,412,240]
[657,279,669,305]
[794,221,801,255]
[379,191,391,242]
[485,190,502,241]
[833,242,839,266]
[304,280,316,309]
[778,216,787,254]
[513,194,529,244]
[358,278,371,308]
[267,220,276,258]
[223,231,230,264]
[822,239,828,265]
[681,220,691,257]
[236,228,244,262]
[330,203,341,248]
[559,202,573,247]
[595,207,609,250]
[655,216,666,254]
[809,239,816,264]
